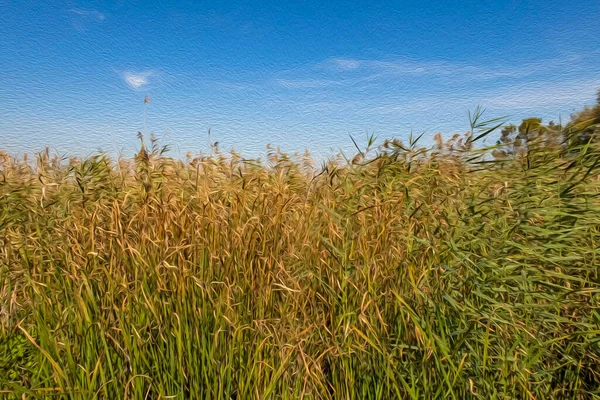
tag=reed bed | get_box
[1,124,599,399]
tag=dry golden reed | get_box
[1,123,599,399]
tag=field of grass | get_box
[1,122,600,398]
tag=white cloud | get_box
[69,8,105,22]
[121,71,153,90]
[276,79,340,89]
[213,81,257,90]
[322,57,459,77]
[482,78,600,110]
[318,55,588,84]
[365,77,600,121]
[331,58,361,70]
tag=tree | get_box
[564,91,600,149]
[492,118,562,160]
[492,124,517,159]
[491,91,600,160]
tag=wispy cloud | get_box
[68,8,106,32]
[325,57,546,82]
[213,81,258,90]
[276,57,505,92]
[481,77,600,110]
[325,57,429,76]
[121,71,153,90]
[68,8,106,22]
[275,79,341,89]
[365,77,600,120]
[331,58,361,71]
[272,55,598,124]
[302,54,588,87]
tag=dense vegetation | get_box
[1,99,600,399]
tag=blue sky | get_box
[1,0,599,159]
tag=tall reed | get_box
[1,126,599,399]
